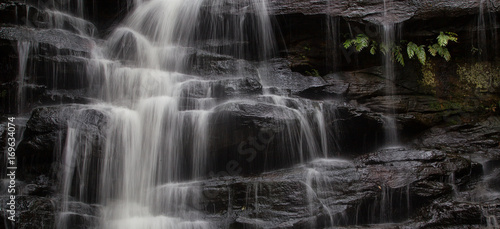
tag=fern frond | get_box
[442,48,451,61]
[416,45,426,65]
[428,44,439,56]
[393,46,404,66]
[407,42,417,59]
[343,39,353,49]
[355,34,370,51]
[437,31,458,47]
[370,41,378,55]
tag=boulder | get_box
[17,105,108,178]
[208,100,388,174]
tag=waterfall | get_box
[56,0,335,228]
[382,0,399,146]
[16,41,31,114]
[476,0,498,60]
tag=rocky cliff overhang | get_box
[210,0,499,24]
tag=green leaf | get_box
[393,46,404,66]
[442,48,451,61]
[416,45,426,65]
[437,32,448,46]
[354,34,370,51]
[370,41,378,55]
[343,39,353,49]
[407,42,417,59]
[446,32,458,37]
[428,44,438,56]
[437,31,458,47]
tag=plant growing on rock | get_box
[457,61,500,92]
[343,32,458,66]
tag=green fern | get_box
[342,31,456,66]
[428,44,439,56]
[370,41,378,55]
[437,31,458,47]
[393,46,405,66]
[343,39,353,49]
[441,48,451,61]
[355,34,370,51]
[343,34,370,51]
[416,45,426,65]
[407,42,417,59]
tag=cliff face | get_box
[268,0,490,23]
[1,0,499,228]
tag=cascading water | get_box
[381,0,399,146]
[57,0,335,228]
[16,41,31,114]
[476,0,498,60]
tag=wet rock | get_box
[196,146,485,227]
[197,159,362,228]
[58,201,101,229]
[358,148,446,165]
[320,69,387,100]
[0,39,17,84]
[335,105,385,154]
[17,105,108,178]
[267,0,489,24]
[36,55,90,90]
[180,78,262,99]
[0,195,56,229]
[412,116,500,155]
[0,26,94,54]
[409,201,487,228]
[190,51,260,78]
[0,27,92,113]
[258,58,326,93]
[208,100,387,173]
[353,147,483,223]
[0,2,49,28]
[209,101,299,173]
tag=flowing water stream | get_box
[381,0,399,146]
[55,0,334,228]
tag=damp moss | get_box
[420,62,437,92]
[457,61,500,92]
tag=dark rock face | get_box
[0,27,94,53]
[3,0,500,228]
[412,116,500,156]
[208,100,387,174]
[407,201,491,228]
[186,147,482,228]
[268,0,489,24]
[0,3,95,113]
[17,105,108,178]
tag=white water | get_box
[382,0,399,146]
[476,0,498,59]
[16,41,32,113]
[47,10,97,37]
[57,0,335,228]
